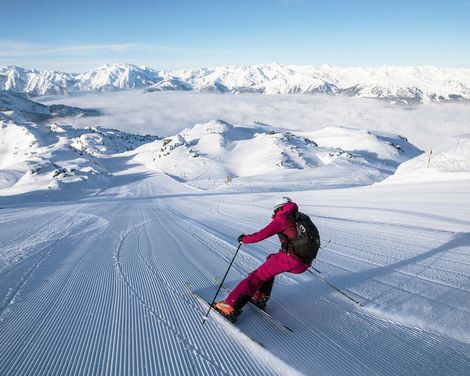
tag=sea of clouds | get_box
[39,91,470,151]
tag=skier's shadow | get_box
[318,231,470,294]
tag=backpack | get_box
[288,212,321,259]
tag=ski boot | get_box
[213,301,242,322]
[250,291,270,310]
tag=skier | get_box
[213,197,313,320]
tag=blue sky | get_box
[1,0,469,72]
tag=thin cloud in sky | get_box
[0,40,145,58]
[0,40,225,71]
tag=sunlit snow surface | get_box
[1,93,470,375]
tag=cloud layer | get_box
[40,91,470,150]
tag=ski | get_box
[217,281,295,334]
[187,284,265,348]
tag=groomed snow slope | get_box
[0,149,469,375]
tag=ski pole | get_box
[319,239,332,249]
[307,268,363,307]
[203,242,242,324]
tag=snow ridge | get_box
[2,63,470,102]
[134,119,422,190]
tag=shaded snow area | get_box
[134,120,421,191]
[1,94,469,375]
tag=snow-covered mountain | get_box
[134,119,422,190]
[74,64,161,92]
[0,66,75,96]
[0,90,100,122]
[0,64,162,96]
[0,118,158,195]
[2,63,470,102]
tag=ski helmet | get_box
[273,196,292,211]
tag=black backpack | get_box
[288,212,321,259]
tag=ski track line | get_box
[162,202,290,281]
[309,211,456,236]
[112,206,251,376]
[2,189,469,375]
[330,227,463,261]
[176,200,469,311]
[330,235,470,270]
[162,203,300,295]
[136,228,223,375]
[321,245,470,306]
[160,202,398,375]
[146,205,284,375]
[315,255,470,318]
[217,201,470,272]
[0,205,116,375]
[0,206,84,275]
[198,200,466,278]
[326,240,470,293]
[114,204,281,376]
[0,208,64,250]
[165,199,470,375]
[0,205,85,320]
[323,240,470,290]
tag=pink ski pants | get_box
[225,251,309,307]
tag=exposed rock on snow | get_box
[2,63,470,102]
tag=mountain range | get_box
[1,63,470,102]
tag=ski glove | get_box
[238,234,245,243]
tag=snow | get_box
[0,118,158,196]
[133,119,421,191]
[1,92,470,375]
[2,63,470,102]
[383,134,470,183]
